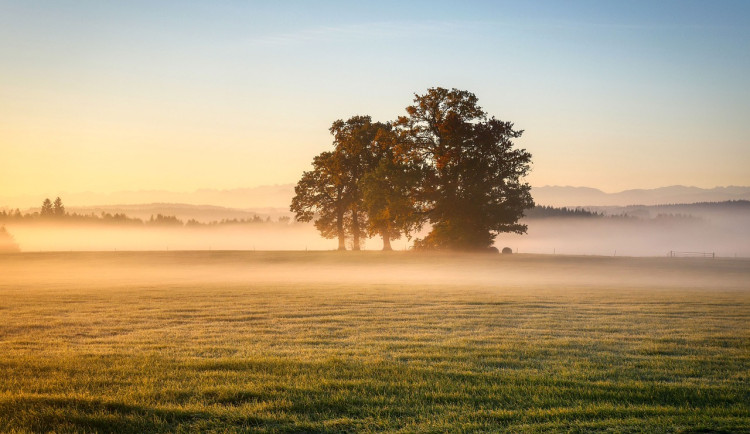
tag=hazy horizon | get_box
[3,183,750,210]
[4,199,749,257]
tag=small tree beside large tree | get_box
[290,151,349,250]
[328,115,384,250]
[360,126,425,250]
[291,116,424,250]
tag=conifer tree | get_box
[53,197,65,218]
[40,198,53,217]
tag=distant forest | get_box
[524,206,602,219]
[0,197,291,227]
[2,197,739,228]
[634,200,750,211]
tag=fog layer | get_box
[500,216,750,257]
[5,210,749,257]
[2,251,748,292]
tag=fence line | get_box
[669,251,715,258]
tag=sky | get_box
[1,0,749,202]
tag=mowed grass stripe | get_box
[0,252,748,431]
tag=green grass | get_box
[0,251,748,432]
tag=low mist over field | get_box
[1,252,748,431]
[4,223,326,252]
[501,203,750,257]
[3,199,749,256]
[3,250,749,295]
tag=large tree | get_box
[290,151,349,250]
[395,87,533,250]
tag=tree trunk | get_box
[351,205,361,251]
[381,232,392,251]
[337,209,346,250]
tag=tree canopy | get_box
[291,87,534,251]
[53,197,65,217]
[40,198,53,217]
[290,151,349,250]
[396,88,533,249]
[360,126,425,250]
[39,197,67,219]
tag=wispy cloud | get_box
[246,18,731,49]
[247,21,465,47]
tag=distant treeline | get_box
[3,197,738,227]
[524,206,602,219]
[0,198,292,227]
[526,202,750,220]
[641,200,750,211]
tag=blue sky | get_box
[1,0,749,198]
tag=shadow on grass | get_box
[188,357,749,431]
[0,395,268,433]
[2,356,748,432]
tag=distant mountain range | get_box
[586,200,750,222]
[1,185,295,210]
[3,184,750,211]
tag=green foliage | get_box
[330,116,384,250]
[291,151,349,249]
[360,127,425,250]
[293,88,534,251]
[396,88,534,250]
[292,117,419,250]
[360,159,423,248]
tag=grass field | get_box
[1,251,749,432]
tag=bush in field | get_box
[0,226,20,252]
